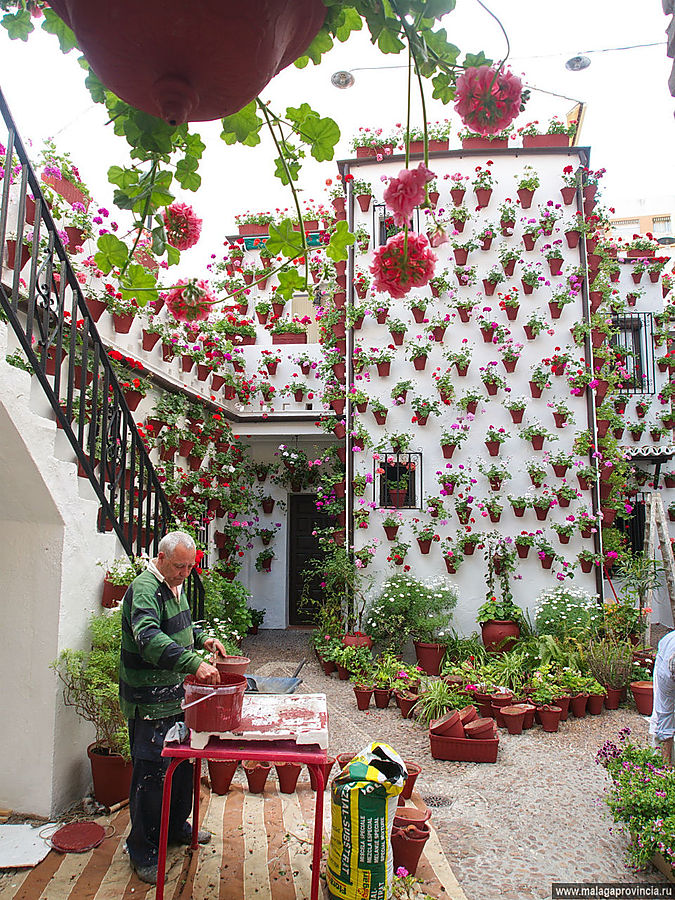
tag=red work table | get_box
[156,693,329,900]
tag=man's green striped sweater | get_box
[119,569,206,720]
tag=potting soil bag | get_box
[326,742,407,900]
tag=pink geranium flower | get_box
[163,202,203,250]
[383,163,435,227]
[455,65,523,135]
[370,231,436,299]
[166,278,215,322]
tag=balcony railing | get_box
[0,87,203,618]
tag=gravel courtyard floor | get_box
[242,629,660,900]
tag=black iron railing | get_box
[612,311,656,395]
[0,87,204,618]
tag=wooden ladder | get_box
[642,492,675,625]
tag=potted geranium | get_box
[476,596,523,653]
[520,421,558,451]
[412,520,441,554]
[270,316,309,345]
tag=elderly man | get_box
[652,629,675,766]
[119,531,225,884]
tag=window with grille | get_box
[653,216,672,235]
[376,451,422,508]
[373,202,420,248]
[611,312,656,394]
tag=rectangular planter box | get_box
[522,134,570,148]
[462,137,508,150]
[429,734,499,763]
[237,223,269,236]
[272,333,307,345]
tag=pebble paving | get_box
[242,628,662,900]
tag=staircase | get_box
[0,85,203,615]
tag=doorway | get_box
[288,494,331,625]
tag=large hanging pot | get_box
[46,1,327,124]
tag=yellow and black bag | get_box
[326,742,407,900]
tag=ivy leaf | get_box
[286,103,315,128]
[463,51,491,69]
[2,10,34,41]
[95,234,130,275]
[273,153,301,185]
[334,7,363,42]
[151,225,167,257]
[119,264,158,308]
[175,155,201,191]
[419,0,456,17]
[146,170,174,212]
[41,7,78,51]
[183,132,206,160]
[299,115,340,162]
[275,267,307,302]
[84,69,106,103]
[107,166,138,190]
[266,219,305,259]
[220,102,263,146]
[325,220,355,263]
[166,244,180,267]
[294,28,333,66]
[431,72,456,105]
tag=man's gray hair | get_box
[158,531,196,557]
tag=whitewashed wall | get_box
[344,146,670,630]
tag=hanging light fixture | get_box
[331,70,355,89]
[565,55,591,71]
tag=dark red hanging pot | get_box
[46,1,327,124]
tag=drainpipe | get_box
[577,149,604,603]
[341,161,355,629]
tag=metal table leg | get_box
[307,764,325,900]
[156,757,180,900]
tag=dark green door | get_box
[288,494,331,625]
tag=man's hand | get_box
[195,661,221,684]
[204,637,228,658]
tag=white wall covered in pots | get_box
[0,323,118,816]
[342,145,670,632]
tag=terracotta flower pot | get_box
[87,744,133,808]
[429,710,464,738]
[570,693,589,718]
[586,694,605,716]
[502,704,529,735]
[464,717,495,739]
[414,641,446,676]
[538,705,562,733]
[308,757,335,791]
[373,688,392,709]
[244,760,272,794]
[215,655,250,677]
[275,762,302,794]
[391,822,430,877]
[208,759,238,795]
[393,806,431,828]
[396,691,418,720]
[604,687,623,710]
[630,680,654,716]
[481,620,520,654]
[353,685,374,711]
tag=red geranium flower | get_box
[455,65,523,135]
